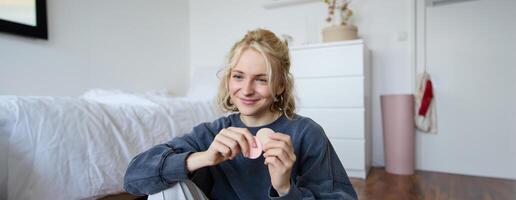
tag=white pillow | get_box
[81,89,160,106]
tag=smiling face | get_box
[217,28,296,120]
[229,48,276,120]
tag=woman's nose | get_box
[242,81,255,95]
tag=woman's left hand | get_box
[263,132,296,196]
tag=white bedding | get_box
[0,91,222,200]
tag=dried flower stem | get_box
[324,0,353,26]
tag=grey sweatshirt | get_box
[124,113,357,200]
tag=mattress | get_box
[0,90,222,200]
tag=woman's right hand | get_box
[205,127,256,165]
[187,127,256,172]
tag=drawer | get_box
[297,108,364,139]
[295,77,364,108]
[290,44,364,78]
[328,138,365,171]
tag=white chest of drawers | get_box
[290,40,371,179]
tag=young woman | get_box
[124,29,357,200]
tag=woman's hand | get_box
[263,132,296,196]
[187,127,256,172]
[208,127,256,163]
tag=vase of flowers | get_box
[322,0,358,42]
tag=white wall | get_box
[415,0,516,179]
[0,0,190,96]
[189,0,413,169]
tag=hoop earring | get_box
[275,95,284,104]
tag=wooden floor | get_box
[101,167,515,200]
[350,167,516,200]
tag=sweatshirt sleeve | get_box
[268,120,358,200]
[123,121,218,196]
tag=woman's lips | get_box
[240,98,259,105]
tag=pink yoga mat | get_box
[381,94,415,175]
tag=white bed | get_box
[0,89,222,200]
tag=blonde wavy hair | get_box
[216,28,296,119]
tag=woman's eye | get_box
[232,74,243,79]
[257,79,268,83]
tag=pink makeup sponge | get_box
[248,137,263,159]
[248,128,275,159]
[256,128,274,145]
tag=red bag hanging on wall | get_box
[415,72,437,133]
